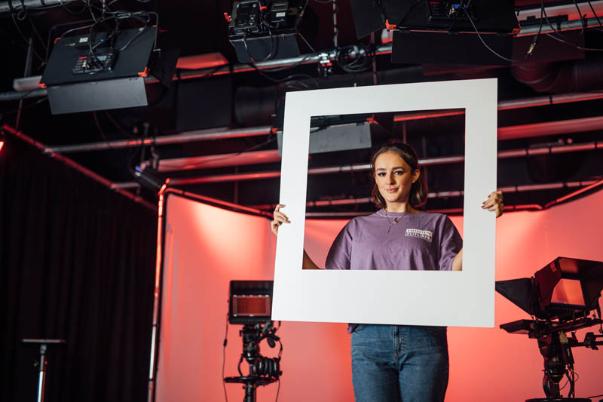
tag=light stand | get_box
[21,338,66,402]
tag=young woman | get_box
[271,143,503,402]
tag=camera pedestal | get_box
[224,322,281,402]
[224,375,277,402]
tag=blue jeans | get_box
[351,325,449,402]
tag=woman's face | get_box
[374,151,420,207]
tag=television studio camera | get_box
[496,257,603,402]
[224,280,282,402]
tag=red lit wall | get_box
[156,191,603,402]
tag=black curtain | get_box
[0,134,156,402]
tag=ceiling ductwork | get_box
[512,59,603,93]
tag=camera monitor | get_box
[228,280,274,324]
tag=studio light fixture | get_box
[226,0,307,63]
[350,0,519,65]
[41,13,158,114]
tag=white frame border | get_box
[272,79,497,327]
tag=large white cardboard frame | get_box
[272,79,497,327]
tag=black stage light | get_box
[386,0,518,34]
[227,0,307,64]
[41,23,156,114]
[277,121,373,155]
[350,0,519,65]
[351,0,518,38]
[349,0,386,39]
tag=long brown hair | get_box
[370,143,427,209]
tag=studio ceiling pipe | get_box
[1,124,155,210]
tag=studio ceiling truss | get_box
[3,1,603,101]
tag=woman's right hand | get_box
[271,204,290,235]
[271,204,320,269]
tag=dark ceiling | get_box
[1,0,603,215]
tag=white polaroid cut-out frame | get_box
[272,78,497,327]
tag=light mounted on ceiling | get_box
[350,0,519,65]
[41,12,158,114]
[226,0,307,64]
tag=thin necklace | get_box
[385,210,402,233]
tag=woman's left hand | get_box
[482,191,504,218]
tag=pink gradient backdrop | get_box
[156,190,603,402]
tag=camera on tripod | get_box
[497,257,603,402]
[224,280,282,402]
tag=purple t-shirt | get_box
[325,209,462,271]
